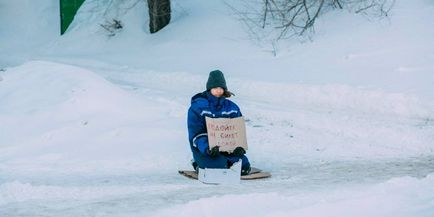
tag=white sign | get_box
[198,160,242,184]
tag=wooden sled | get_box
[179,167,271,180]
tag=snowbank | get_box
[29,0,433,101]
[150,173,434,217]
[0,61,187,174]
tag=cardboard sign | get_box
[205,116,248,152]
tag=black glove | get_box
[232,147,246,157]
[207,146,220,158]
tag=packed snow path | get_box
[1,157,433,217]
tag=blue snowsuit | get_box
[187,91,250,170]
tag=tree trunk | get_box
[147,0,171,33]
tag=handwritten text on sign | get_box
[205,116,248,153]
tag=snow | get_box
[1,0,434,216]
[151,174,434,217]
[0,61,186,175]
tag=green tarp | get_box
[60,0,85,34]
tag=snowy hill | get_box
[1,0,434,216]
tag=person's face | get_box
[210,87,224,97]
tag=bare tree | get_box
[148,0,171,33]
[230,0,395,40]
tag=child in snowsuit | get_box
[187,70,251,175]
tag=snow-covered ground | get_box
[1,0,434,216]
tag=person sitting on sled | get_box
[187,70,251,175]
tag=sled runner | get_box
[179,167,271,181]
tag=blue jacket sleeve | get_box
[233,103,242,118]
[226,100,242,118]
[195,136,209,154]
[187,104,209,155]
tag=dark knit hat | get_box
[206,70,227,90]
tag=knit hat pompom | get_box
[206,70,227,90]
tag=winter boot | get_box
[241,165,251,176]
[191,161,198,173]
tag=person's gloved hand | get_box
[207,146,220,158]
[232,147,246,157]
